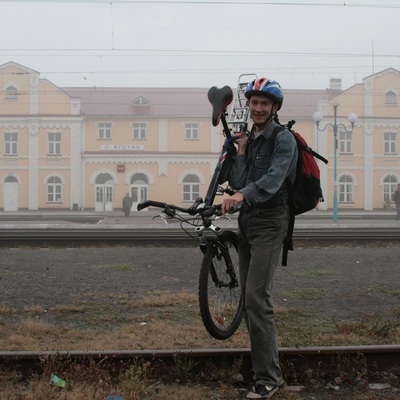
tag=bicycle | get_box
[137,75,256,340]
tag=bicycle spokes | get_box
[198,233,243,340]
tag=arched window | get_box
[385,90,397,105]
[47,176,62,203]
[383,175,398,202]
[339,175,353,203]
[5,175,18,183]
[130,173,148,203]
[132,96,150,115]
[130,173,148,185]
[95,173,113,185]
[182,174,200,202]
[5,85,18,100]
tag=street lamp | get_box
[313,102,357,222]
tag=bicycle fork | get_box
[199,238,239,289]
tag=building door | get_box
[3,176,18,211]
[130,173,148,210]
[95,173,114,211]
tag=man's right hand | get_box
[233,133,248,155]
[221,192,245,215]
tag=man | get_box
[394,183,400,220]
[122,192,133,217]
[221,77,298,399]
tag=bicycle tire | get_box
[198,230,243,340]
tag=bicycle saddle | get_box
[207,85,233,127]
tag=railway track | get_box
[0,226,398,244]
[1,345,399,385]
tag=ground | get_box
[1,242,399,399]
[1,242,399,328]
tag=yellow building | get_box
[0,62,83,211]
[0,61,399,212]
[313,69,400,211]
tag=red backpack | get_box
[269,120,328,266]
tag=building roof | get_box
[63,86,335,121]
[62,87,213,118]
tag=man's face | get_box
[248,94,278,131]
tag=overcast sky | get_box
[0,0,399,91]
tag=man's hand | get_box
[221,192,245,215]
[233,133,248,155]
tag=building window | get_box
[4,132,18,155]
[339,131,352,154]
[182,174,200,202]
[98,122,112,139]
[339,175,353,203]
[5,85,18,100]
[185,123,199,140]
[131,173,148,203]
[48,132,61,155]
[384,175,398,202]
[385,90,397,105]
[132,123,147,139]
[384,132,397,154]
[132,96,150,115]
[47,176,62,203]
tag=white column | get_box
[159,119,168,152]
[210,125,221,153]
[363,123,374,210]
[69,119,84,209]
[363,77,374,210]
[28,122,39,210]
[30,73,39,115]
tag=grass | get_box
[0,290,399,399]
[292,269,336,278]
[89,262,136,271]
[1,289,400,351]
[0,351,398,399]
[1,242,399,397]
[291,288,326,300]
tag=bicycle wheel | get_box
[198,230,243,340]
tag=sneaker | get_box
[246,383,279,399]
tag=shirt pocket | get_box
[254,152,270,180]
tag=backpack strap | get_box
[307,146,328,165]
[268,125,285,154]
[282,214,295,266]
[268,125,294,267]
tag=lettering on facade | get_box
[100,144,144,151]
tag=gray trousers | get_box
[237,199,289,387]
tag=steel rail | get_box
[1,345,399,381]
[0,226,399,243]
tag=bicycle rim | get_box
[198,231,243,340]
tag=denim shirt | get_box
[229,120,298,205]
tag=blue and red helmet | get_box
[245,77,284,110]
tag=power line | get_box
[0,0,399,8]
[0,49,398,58]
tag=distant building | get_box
[0,61,399,211]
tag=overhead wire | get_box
[0,0,399,8]
[0,0,398,86]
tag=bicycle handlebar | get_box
[137,200,168,212]
[137,199,246,218]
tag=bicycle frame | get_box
[136,76,257,339]
[138,74,256,214]
[204,74,256,206]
